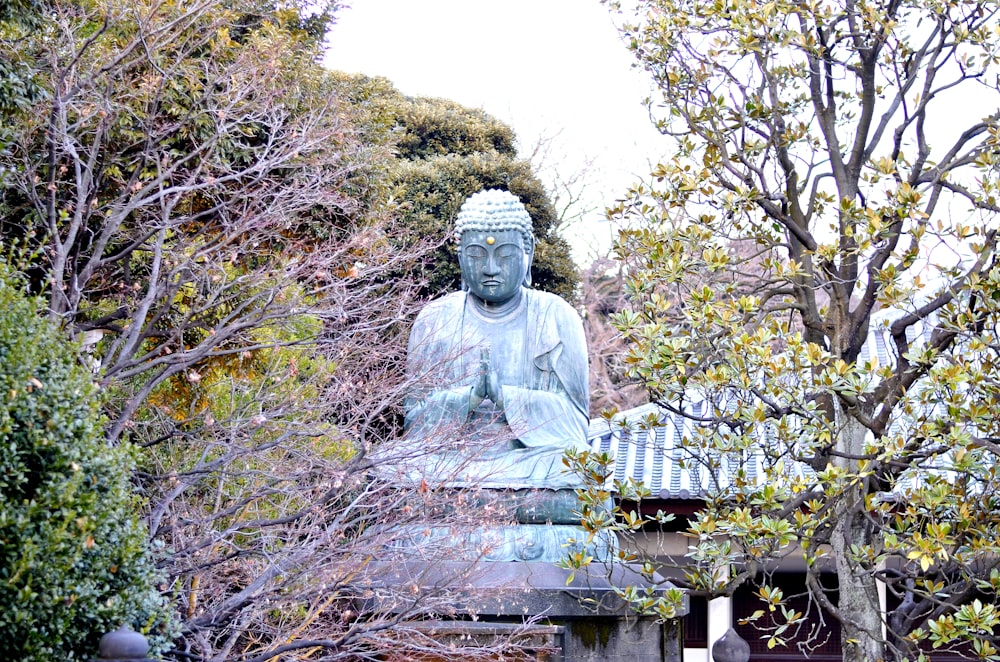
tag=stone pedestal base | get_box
[395,618,681,662]
[367,486,685,660]
[370,560,687,662]
[387,523,617,562]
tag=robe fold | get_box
[403,288,589,487]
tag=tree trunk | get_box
[831,410,884,662]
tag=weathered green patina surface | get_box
[403,189,589,490]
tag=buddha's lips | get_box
[482,280,502,287]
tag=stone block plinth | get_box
[369,559,687,661]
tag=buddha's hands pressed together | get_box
[400,190,590,487]
[472,348,504,410]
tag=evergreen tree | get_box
[0,262,170,661]
[333,74,579,301]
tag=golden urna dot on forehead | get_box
[486,236,496,245]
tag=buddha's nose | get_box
[484,255,500,275]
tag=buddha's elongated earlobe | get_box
[522,241,534,288]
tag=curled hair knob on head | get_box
[453,189,534,249]
[455,189,534,289]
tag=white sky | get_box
[323,0,671,262]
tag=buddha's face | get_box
[458,229,531,304]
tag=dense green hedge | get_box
[0,264,171,660]
[394,151,578,301]
[328,73,580,302]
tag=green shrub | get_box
[0,263,171,660]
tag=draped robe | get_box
[403,288,589,487]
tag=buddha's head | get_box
[454,190,534,305]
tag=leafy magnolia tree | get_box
[583,0,1000,660]
[0,262,171,660]
[0,1,538,659]
[332,74,579,301]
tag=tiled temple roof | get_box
[585,304,944,499]
[586,403,802,499]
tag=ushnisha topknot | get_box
[453,189,534,247]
